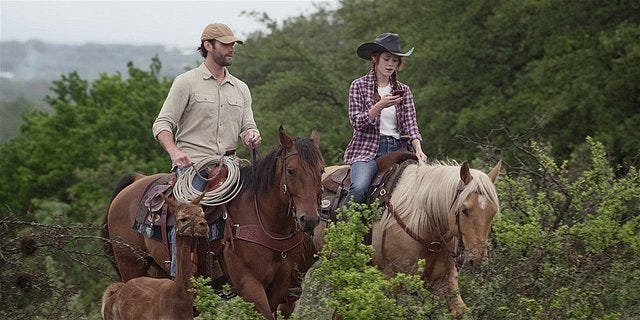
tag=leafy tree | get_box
[234,7,356,164]
[0,57,170,216]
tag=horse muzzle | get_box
[456,244,488,270]
[296,211,320,235]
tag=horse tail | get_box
[102,173,145,278]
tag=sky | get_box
[1,0,338,48]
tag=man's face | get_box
[209,40,236,66]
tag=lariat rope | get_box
[173,156,242,206]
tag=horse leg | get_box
[445,266,466,319]
[222,252,275,319]
[428,257,466,319]
[111,240,152,281]
[240,279,274,319]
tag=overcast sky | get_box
[1,0,338,48]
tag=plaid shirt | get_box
[343,70,422,164]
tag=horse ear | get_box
[161,193,179,209]
[191,192,205,205]
[278,125,294,149]
[310,128,320,149]
[460,161,472,185]
[487,160,502,183]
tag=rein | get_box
[226,148,304,256]
[254,149,300,237]
[449,181,466,259]
[383,180,466,256]
[382,196,451,253]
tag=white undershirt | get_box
[377,85,400,139]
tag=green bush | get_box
[191,277,263,320]
[303,201,449,320]
[464,137,640,319]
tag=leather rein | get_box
[382,180,466,257]
[224,148,304,257]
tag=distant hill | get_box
[0,40,202,143]
[0,40,201,81]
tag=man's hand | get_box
[243,130,262,149]
[157,130,193,168]
[169,148,193,169]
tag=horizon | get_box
[0,1,338,48]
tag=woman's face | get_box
[374,52,401,78]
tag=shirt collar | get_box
[364,69,376,85]
[199,62,233,85]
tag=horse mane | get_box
[240,137,324,195]
[381,161,500,238]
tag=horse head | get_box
[162,193,209,238]
[448,161,501,267]
[277,126,325,235]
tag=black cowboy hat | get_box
[356,33,414,60]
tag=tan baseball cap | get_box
[200,23,243,44]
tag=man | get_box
[152,23,261,278]
[153,22,261,176]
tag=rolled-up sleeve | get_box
[348,79,376,130]
[152,76,190,140]
[398,86,422,141]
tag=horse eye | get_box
[462,207,470,217]
[286,168,295,176]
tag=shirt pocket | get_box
[190,93,217,117]
[224,97,244,122]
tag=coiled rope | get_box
[173,156,242,206]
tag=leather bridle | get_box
[383,180,467,258]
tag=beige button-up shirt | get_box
[152,63,259,166]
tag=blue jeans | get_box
[170,167,208,277]
[344,136,406,204]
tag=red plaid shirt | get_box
[343,70,423,164]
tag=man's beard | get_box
[213,52,233,66]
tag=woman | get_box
[344,32,427,204]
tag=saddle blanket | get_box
[131,174,225,241]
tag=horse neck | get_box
[255,184,296,236]
[172,234,195,298]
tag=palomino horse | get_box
[315,159,501,318]
[102,127,325,319]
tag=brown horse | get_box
[313,160,501,318]
[101,193,208,320]
[103,127,325,319]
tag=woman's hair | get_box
[371,53,404,102]
[197,40,215,58]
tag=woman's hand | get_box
[369,94,403,120]
[411,139,428,163]
[380,93,403,109]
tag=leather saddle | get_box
[319,150,418,223]
[132,165,231,281]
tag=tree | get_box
[0,57,170,216]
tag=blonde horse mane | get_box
[380,160,500,239]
